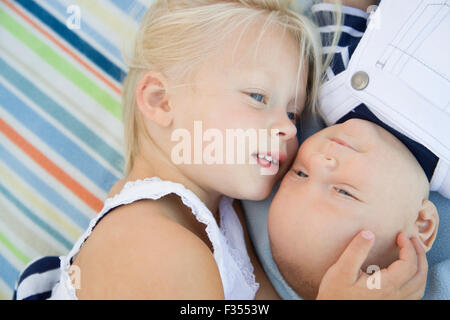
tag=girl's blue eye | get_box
[287,112,295,120]
[297,170,308,178]
[249,93,265,103]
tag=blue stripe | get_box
[109,0,147,22]
[315,10,368,33]
[0,57,124,174]
[17,256,60,285]
[0,183,73,250]
[23,290,53,300]
[15,0,126,83]
[0,253,19,290]
[40,0,126,67]
[324,52,346,75]
[0,144,90,230]
[320,31,363,48]
[0,83,119,193]
[348,43,359,61]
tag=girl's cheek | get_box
[286,141,299,165]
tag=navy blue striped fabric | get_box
[15,0,127,83]
[315,10,368,32]
[316,8,368,75]
[16,256,60,285]
[329,53,345,75]
[22,290,53,300]
[320,31,364,48]
[347,42,359,62]
[13,256,60,300]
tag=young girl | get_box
[13,0,414,300]
[15,0,323,300]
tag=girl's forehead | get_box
[227,39,302,80]
[217,18,299,66]
[235,33,298,65]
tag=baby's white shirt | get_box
[318,0,450,198]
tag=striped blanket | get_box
[0,0,151,300]
[2,0,448,301]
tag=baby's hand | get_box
[316,231,428,300]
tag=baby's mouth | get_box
[330,137,357,151]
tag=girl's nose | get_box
[269,113,298,142]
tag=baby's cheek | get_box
[268,200,308,260]
[288,210,341,269]
[367,226,400,269]
[308,214,371,271]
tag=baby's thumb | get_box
[334,230,375,284]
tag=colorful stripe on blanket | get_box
[0,0,153,300]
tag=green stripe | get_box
[0,230,30,265]
[0,198,65,258]
[0,8,121,119]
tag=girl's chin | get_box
[243,178,278,201]
[225,165,283,200]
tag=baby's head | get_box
[120,0,327,201]
[268,118,439,299]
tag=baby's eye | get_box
[334,187,356,199]
[297,170,308,178]
[249,93,266,104]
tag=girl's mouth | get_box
[254,153,279,167]
[251,152,285,175]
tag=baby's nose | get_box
[310,153,337,171]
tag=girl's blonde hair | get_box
[121,0,330,176]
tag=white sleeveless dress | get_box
[48,177,259,299]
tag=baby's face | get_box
[268,119,428,299]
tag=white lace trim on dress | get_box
[57,176,259,299]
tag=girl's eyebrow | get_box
[240,69,274,81]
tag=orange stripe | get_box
[2,0,122,96]
[0,117,104,213]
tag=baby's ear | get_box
[414,199,439,252]
[136,71,173,127]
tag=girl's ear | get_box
[414,199,439,252]
[136,71,173,127]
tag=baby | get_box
[268,118,439,299]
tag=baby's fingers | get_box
[334,230,375,284]
[400,237,428,299]
[383,233,419,289]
